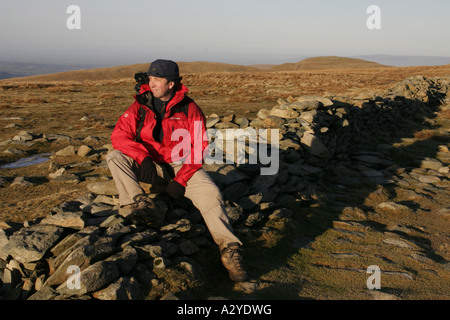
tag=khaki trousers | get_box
[106,149,241,250]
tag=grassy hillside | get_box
[3,57,390,82]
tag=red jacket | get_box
[111,83,208,187]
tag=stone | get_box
[225,205,244,224]
[55,146,76,157]
[48,168,66,179]
[298,110,318,123]
[206,117,220,128]
[178,239,200,256]
[261,115,284,128]
[3,147,25,156]
[118,229,159,248]
[367,290,399,300]
[12,131,36,142]
[243,212,265,227]
[48,234,100,274]
[2,224,64,263]
[41,211,86,230]
[10,176,34,187]
[56,260,120,296]
[105,246,138,274]
[87,180,118,196]
[300,131,330,159]
[214,122,240,129]
[419,158,444,170]
[382,238,413,249]
[27,286,59,300]
[78,145,94,157]
[256,109,270,120]
[92,276,142,300]
[203,163,249,188]
[237,194,263,211]
[378,202,411,213]
[49,173,80,184]
[270,107,299,119]
[296,96,333,107]
[44,243,115,286]
[417,175,441,184]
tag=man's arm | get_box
[172,101,209,187]
[111,102,151,165]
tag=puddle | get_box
[0,153,52,169]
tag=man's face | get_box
[149,76,175,101]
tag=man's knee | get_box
[106,149,123,163]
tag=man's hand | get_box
[167,180,185,199]
[139,157,157,184]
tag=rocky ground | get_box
[0,74,449,300]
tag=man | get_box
[106,59,248,282]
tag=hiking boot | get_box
[220,242,248,282]
[119,194,164,226]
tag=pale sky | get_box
[0,0,449,66]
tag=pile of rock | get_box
[0,75,449,300]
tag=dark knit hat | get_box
[146,59,181,82]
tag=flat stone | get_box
[87,180,118,196]
[378,202,411,212]
[300,131,330,159]
[367,290,399,300]
[2,224,64,263]
[419,158,444,170]
[78,145,94,157]
[45,243,115,286]
[270,107,299,119]
[55,145,76,157]
[206,117,220,128]
[41,211,86,230]
[417,175,441,184]
[382,238,413,249]
[12,131,36,142]
[56,260,120,296]
[10,176,34,187]
[27,286,59,300]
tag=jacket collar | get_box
[135,83,188,112]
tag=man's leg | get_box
[179,167,242,250]
[106,149,143,206]
[176,166,248,281]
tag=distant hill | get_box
[269,56,389,71]
[0,56,395,82]
[2,61,261,82]
[352,55,450,67]
[0,61,96,80]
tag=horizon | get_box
[2,54,450,69]
[1,1,449,67]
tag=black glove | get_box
[134,72,149,93]
[139,157,156,184]
[167,180,185,199]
